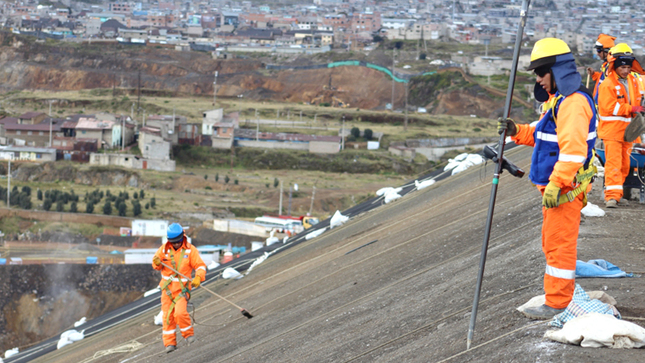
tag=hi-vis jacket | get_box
[592,62,608,104]
[598,71,645,141]
[152,239,206,293]
[513,91,597,188]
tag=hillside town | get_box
[0,0,643,56]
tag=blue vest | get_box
[529,91,597,186]
[593,63,607,104]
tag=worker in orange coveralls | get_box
[498,38,597,319]
[586,33,616,103]
[597,43,645,208]
[152,223,206,353]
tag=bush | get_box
[150,197,156,208]
[43,198,52,211]
[118,202,127,216]
[234,179,239,185]
[56,201,64,212]
[225,175,230,184]
[19,192,31,210]
[133,201,142,216]
[274,177,279,188]
[103,201,112,215]
[364,129,373,141]
[265,183,270,188]
[204,174,208,180]
[215,173,219,182]
[351,127,360,139]
[145,203,150,209]
[37,189,43,201]
[205,186,212,190]
[70,202,77,213]
[139,189,145,199]
[21,186,31,196]
[86,202,94,214]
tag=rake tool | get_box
[161,262,254,319]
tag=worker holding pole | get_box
[152,223,206,353]
[498,38,597,319]
[586,34,616,104]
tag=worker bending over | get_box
[499,38,597,319]
[597,43,645,208]
[586,33,616,103]
[152,223,206,353]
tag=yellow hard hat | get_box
[609,43,633,56]
[527,38,571,70]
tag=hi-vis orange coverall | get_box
[598,71,644,202]
[152,238,206,347]
[513,93,595,309]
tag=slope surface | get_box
[31,146,645,363]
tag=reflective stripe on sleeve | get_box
[196,266,206,271]
[613,102,621,115]
[545,264,575,280]
[605,185,623,190]
[599,115,631,122]
[558,154,586,163]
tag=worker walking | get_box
[152,223,206,353]
[586,34,616,103]
[597,43,645,208]
[498,38,597,319]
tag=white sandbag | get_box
[143,287,160,297]
[414,179,435,190]
[4,348,18,358]
[222,267,243,280]
[57,337,73,350]
[581,202,605,217]
[454,152,468,161]
[384,192,402,203]
[305,227,327,240]
[247,252,269,274]
[266,237,279,246]
[207,261,220,270]
[154,310,163,326]
[544,313,645,348]
[444,159,461,171]
[251,241,264,251]
[450,163,470,175]
[376,187,394,196]
[283,236,289,244]
[74,317,86,327]
[61,329,84,342]
[465,153,484,165]
[330,210,349,229]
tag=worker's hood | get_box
[534,53,581,102]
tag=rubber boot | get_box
[186,336,195,345]
[521,304,565,320]
[166,345,176,353]
[605,199,617,208]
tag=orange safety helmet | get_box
[594,34,616,53]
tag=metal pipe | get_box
[467,0,531,350]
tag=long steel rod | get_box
[467,0,531,350]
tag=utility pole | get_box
[391,49,395,110]
[279,180,283,216]
[121,116,125,151]
[288,185,292,216]
[308,185,316,215]
[405,82,409,131]
[172,107,176,139]
[213,71,218,106]
[7,160,10,208]
[341,115,345,150]
[137,69,141,112]
[48,100,53,147]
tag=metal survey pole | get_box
[467,0,531,350]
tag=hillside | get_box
[0,32,536,120]
[15,145,645,363]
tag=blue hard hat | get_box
[167,223,184,243]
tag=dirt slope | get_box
[36,146,645,363]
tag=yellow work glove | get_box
[497,117,517,136]
[153,255,162,266]
[191,277,201,288]
[542,182,561,209]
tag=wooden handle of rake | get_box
[160,261,250,314]
[586,72,590,88]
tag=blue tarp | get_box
[86,256,98,264]
[575,259,633,278]
[0,258,6,265]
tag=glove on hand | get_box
[542,181,561,209]
[632,106,645,113]
[191,277,201,288]
[153,255,162,266]
[497,117,518,136]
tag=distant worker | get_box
[152,223,206,353]
[498,38,597,319]
[586,33,616,103]
[597,43,645,208]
